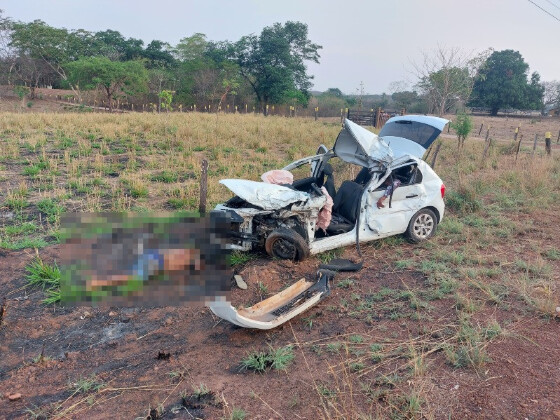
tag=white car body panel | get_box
[334,119,393,167]
[208,293,323,329]
[219,179,310,211]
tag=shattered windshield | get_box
[379,121,441,148]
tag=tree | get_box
[233,21,321,112]
[10,20,89,97]
[174,33,208,61]
[542,80,560,112]
[10,55,57,98]
[412,46,490,116]
[469,50,544,116]
[144,40,175,69]
[0,10,14,89]
[391,90,419,110]
[0,9,12,59]
[65,57,147,112]
[91,30,144,61]
[451,112,473,149]
[158,89,173,112]
[323,88,344,98]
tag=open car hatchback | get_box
[213,115,448,260]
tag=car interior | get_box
[315,162,423,237]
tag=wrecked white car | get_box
[214,115,448,261]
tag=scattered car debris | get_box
[7,393,22,401]
[209,270,335,329]
[234,274,247,290]
[215,116,448,261]
[318,258,363,272]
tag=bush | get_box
[451,112,473,149]
[239,345,294,373]
[446,188,481,214]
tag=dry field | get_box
[0,111,559,419]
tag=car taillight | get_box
[440,183,446,198]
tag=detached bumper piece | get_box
[208,270,335,329]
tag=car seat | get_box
[326,180,363,235]
[321,163,336,198]
[354,167,372,185]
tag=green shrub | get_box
[446,188,481,214]
[239,345,294,373]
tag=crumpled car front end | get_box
[214,179,326,258]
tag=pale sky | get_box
[2,0,559,94]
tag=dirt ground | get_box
[1,207,559,419]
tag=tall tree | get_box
[144,40,175,69]
[469,50,544,115]
[543,80,560,112]
[92,30,144,61]
[11,55,57,98]
[0,10,14,89]
[10,20,89,96]
[65,57,147,112]
[233,21,321,112]
[412,46,489,116]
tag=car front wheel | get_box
[406,208,437,243]
[265,228,309,261]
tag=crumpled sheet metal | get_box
[220,179,309,211]
[208,294,323,329]
[261,169,294,185]
[208,271,332,329]
[316,186,333,232]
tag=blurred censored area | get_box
[60,212,233,306]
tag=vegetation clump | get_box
[239,345,294,373]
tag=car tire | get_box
[406,208,437,243]
[265,228,310,261]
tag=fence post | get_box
[478,123,484,136]
[532,134,538,155]
[515,134,523,161]
[545,132,551,155]
[482,137,492,160]
[430,142,442,169]
[557,130,560,144]
[199,159,208,215]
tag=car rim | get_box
[273,238,297,259]
[413,213,434,239]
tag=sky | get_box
[2,0,559,94]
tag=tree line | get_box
[0,12,321,113]
[0,10,558,117]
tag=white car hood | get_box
[219,179,309,210]
[334,119,394,167]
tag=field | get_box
[1,111,560,419]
